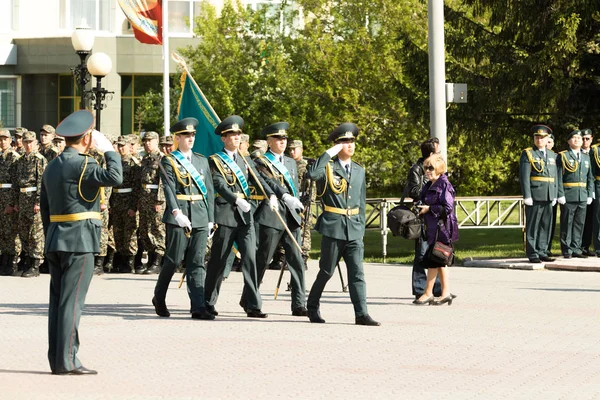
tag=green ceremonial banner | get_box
[177,70,222,156]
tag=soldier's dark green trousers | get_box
[154,224,208,312]
[47,251,94,374]
[525,201,552,259]
[560,202,587,256]
[307,236,368,317]
[593,185,600,256]
[205,222,262,310]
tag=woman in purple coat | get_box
[414,154,459,306]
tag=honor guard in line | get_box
[137,131,166,274]
[519,125,558,263]
[289,139,315,267]
[11,131,47,277]
[152,118,215,320]
[39,124,60,162]
[204,115,276,319]
[241,122,307,316]
[13,127,27,155]
[307,123,380,326]
[587,130,600,257]
[110,136,141,273]
[557,129,594,258]
[41,110,123,375]
[0,129,21,276]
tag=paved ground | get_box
[1,260,600,399]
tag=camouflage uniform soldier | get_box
[12,131,47,277]
[38,125,60,162]
[0,129,21,276]
[136,131,166,274]
[111,136,140,273]
[53,135,66,154]
[14,127,27,155]
[250,140,267,159]
[159,134,174,155]
[289,139,315,267]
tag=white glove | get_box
[91,130,115,153]
[587,197,593,205]
[269,195,278,211]
[551,198,557,207]
[282,193,304,210]
[523,198,533,206]
[557,196,566,205]
[174,212,192,229]
[208,222,214,232]
[594,192,596,200]
[236,197,251,213]
[326,143,344,157]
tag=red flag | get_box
[118,0,162,45]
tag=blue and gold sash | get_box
[170,150,209,208]
[215,152,251,198]
[263,151,297,197]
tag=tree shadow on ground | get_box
[0,303,161,320]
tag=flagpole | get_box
[162,0,170,135]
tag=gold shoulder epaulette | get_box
[559,150,567,154]
[524,147,532,151]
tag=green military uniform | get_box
[137,131,166,274]
[557,130,594,258]
[204,115,274,317]
[519,125,558,262]
[307,123,378,326]
[111,136,140,273]
[0,129,21,276]
[152,118,215,319]
[589,137,600,256]
[241,123,307,314]
[41,110,123,374]
[12,131,47,277]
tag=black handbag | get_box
[387,204,422,240]
[424,220,455,266]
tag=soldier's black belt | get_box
[50,212,102,223]
[530,177,554,182]
[324,205,359,216]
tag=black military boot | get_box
[7,255,18,277]
[143,254,162,274]
[38,260,49,274]
[94,256,105,275]
[22,258,41,278]
[13,255,27,276]
[120,256,135,273]
[104,247,115,273]
[0,254,8,276]
[135,251,147,274]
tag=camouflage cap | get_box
[241,133,250,143]
[40,124,56,134]
[288,140,303,149]
[142,131,159,141]
[53,135,65,142]
[0,129,11,138]
[23,131,36,142]
[252,139,267,149]
[116,136,128,145]
[159,135,173,145]
[128,135,140,144]
[14,127,27,137]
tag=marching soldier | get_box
[39,124,60,162]
[519,125,558,263]
[204,115,276,318]
[136,131,166,274]
[11,131,47,277]
[557,129,594,258]
[0,129,21,276]
[241,122,307,315]
[306,123,379,326]
[41,109,122,375]
[13,127,27,155]
[110,136,140,273]
[289,139,315,267]
[151,118,215,320]
[159,134,174,155]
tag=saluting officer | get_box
[41,110,122,375]
[38,124,60,162]
[0,129,21,276]
[306,123,379,326]
[557,130,594,258]
[519,125,558,263]
[241,122,307,316]
[152,118,215,320]
[204,115,276,318]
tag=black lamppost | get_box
[86,53,114,131]
[70,26,95,110]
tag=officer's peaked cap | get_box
[171,117,198,135]
[531,124,552,137]
[215,115,244,135]
[328,122,359,143]
[55,110,94,139]
[262,122,289,139]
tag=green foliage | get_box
[134,85,181,134]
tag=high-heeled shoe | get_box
[433,295,453,306]
[413,296,434,305]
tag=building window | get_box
[245,0,297,35]
[58,75,83,124]
[121,75,162,136]
[0,1,12,32]
[169,0,205,34]
[63,0,111,31]
[0,78,16,128]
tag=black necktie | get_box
[345,164,351,179]
[233,153,237,162]
[279,156,283,164]
[577,153,580,161]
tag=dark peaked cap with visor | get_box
[327,122,359,143]
[55,110,95,139]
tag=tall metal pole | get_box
[162,0,170,135]
[94,77,103,131]
[428,0,447,161]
